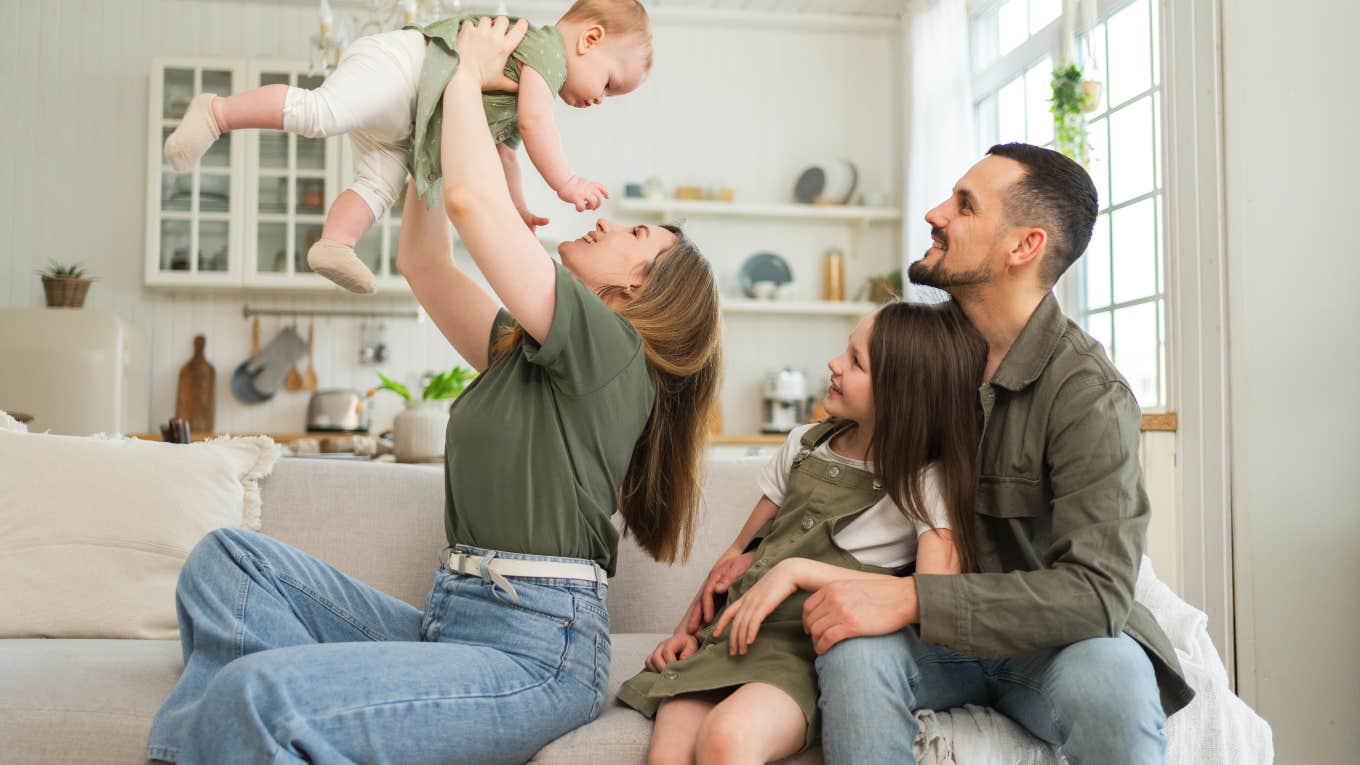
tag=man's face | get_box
[909,156,1028,293]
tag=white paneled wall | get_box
[0,0,903,436]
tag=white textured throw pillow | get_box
[0,431,279,639]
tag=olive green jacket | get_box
[406,15,568,208]
[914,293,1195,716]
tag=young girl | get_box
[618,300,988,764]
[163,0,652,294]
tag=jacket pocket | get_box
[974,477,1044,519]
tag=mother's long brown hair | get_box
[492,226,721,564]
[868,300,987,572]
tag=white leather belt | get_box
[443,550,602,584]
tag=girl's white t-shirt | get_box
[757,423,952,570]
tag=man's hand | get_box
[557,175,609,212]
[686,549,756,633]
[803,576,919,654]
[645,632,699,672]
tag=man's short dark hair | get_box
[986,143,1098,287]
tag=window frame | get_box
[969,0,1171,411]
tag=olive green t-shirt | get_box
[442,262,655,576]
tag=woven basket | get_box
[41,276,93,308]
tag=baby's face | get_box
[561,38,648,108]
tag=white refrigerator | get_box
[0,308,150,435]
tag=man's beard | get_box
[908,253,993,291]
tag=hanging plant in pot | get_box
[36,260,96,308]
[1050,62,1101,166]
[374,366,477,463]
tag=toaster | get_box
[306,389,371,433]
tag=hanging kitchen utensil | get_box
[302,323,319,391]
[285,317,304,392]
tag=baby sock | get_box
[164,94,222,172]
[308,240,377,295]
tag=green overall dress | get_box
[405,15,568,208]
[617,421,895,749]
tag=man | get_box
[698,143,1193,762]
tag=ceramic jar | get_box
[393,400,448,462]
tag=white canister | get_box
[393,399,449,462]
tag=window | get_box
[970,0,1166,408]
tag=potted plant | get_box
[37,260,95,308]
[859,269,903,304]
[1050,62,1101,166]
[374,366,477,462]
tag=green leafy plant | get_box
[36,260,92,279]
[1050,63,1098,166]
[375,366,477,402]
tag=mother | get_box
[147,18,722,765]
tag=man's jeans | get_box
[148,529,610,764]
[816,626,1166,764]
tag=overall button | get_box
[754,558,768,568]
[427,172,437,182]
[800,516,815,531]
[664,670,678,680]
[873,479,883,490]
[828,466,841,478]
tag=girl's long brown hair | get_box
[491,226,721,564]
[867,300,987,572]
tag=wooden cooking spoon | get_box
[302,323,318,391]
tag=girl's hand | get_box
[454,16,528,92]
[517,207,550,232]
[557,175,610,212]
[645,632,699,672]
[687,548,756,633]
[713,558,803,656]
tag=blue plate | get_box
[739,252,794,298]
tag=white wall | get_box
[1222,0,1360,759]
[0,0,902,437]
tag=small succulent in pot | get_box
[36,260,96,308]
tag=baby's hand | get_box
[557,175,609,212]
[517,207,550,233]
[645,632,699,672]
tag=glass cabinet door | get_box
[146,60,242,284]
[245,65,340,285]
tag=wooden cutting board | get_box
[176,334,216,435]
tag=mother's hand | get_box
[455,16,528,93]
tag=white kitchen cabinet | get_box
[241,61,344,290]
[144,58,247,288]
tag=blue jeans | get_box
[148,529,610,764]
[815,626,1166,765]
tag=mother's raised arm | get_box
[395,178,500,372]
[439,17,558,344]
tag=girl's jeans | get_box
[148,528,610,764]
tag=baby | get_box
[163,0,653,294]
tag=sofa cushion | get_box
[0,432,278,639]
[0,638,181,763]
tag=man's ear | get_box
[578,24,605,54]
[1007,227,1047,272]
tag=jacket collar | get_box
[988,292,1067,392]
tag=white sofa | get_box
[0,457,1269,764]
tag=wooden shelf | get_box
[615,198,901,224]
[721,299,877,317]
